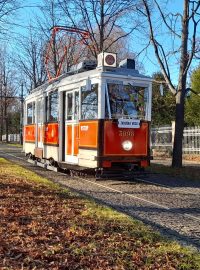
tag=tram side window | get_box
[48,90,58,122]
[27,102,35,124]
[74,91,79,120]
[81,84,98,119]
[37,99,43,123]
[67,93,73,120]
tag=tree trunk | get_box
[172,0,189,168]
[4,99,8,143]
[99,0,104,52]
[172,83,185,167]
[0,109,3,141]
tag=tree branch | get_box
[142,0,176,95]
[184,1,200,75]
[154,0,181,38]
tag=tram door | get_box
[37,98,43,149]
[65,90,79,164]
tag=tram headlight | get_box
[122,140,133,151]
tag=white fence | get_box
[183,127,200,154]
[151,126,172,148]
[2,134,20,143]
[151,125,200,154]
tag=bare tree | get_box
[0,47,18,141]
[57,0,140,59]
[0,0,23,140]
[0,0,21,38]
[15,24,47,91]
[139,0,200,167]
[32,0,79,79]
[35,0,62,78]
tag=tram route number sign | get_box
[118,118,140,129]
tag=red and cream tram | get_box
[23,52,152,177]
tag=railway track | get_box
[0,144,200,250]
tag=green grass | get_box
[148,163,200,181]
[0,158,200,269]
[7,142,22,147]
[0,157,59,188]
[0,142,22,147]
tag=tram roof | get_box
[28,65,151,97]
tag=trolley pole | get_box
[20,83,24,145]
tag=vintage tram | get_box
[23,52,152,177]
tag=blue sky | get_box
[11,0,200,86]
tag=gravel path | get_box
[0,144,200,251]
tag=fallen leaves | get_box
[0,160,199,269]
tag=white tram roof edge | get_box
[25,63,152,102]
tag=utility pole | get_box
[20,83,24,145]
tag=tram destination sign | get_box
[118,118,140,129]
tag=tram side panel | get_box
[24,124,36,155]
[78,120,99,168]
[43,122,59,161]
[24,122,59,161]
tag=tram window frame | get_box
[46,90,58,122]
[37,99,43,123]
[27,102,35,124]
[105,83,148,120]
[81,83,98,120]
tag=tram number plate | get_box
[118,119,140,129]
[81,126,89,131]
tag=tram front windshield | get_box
[106,83,148,119]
